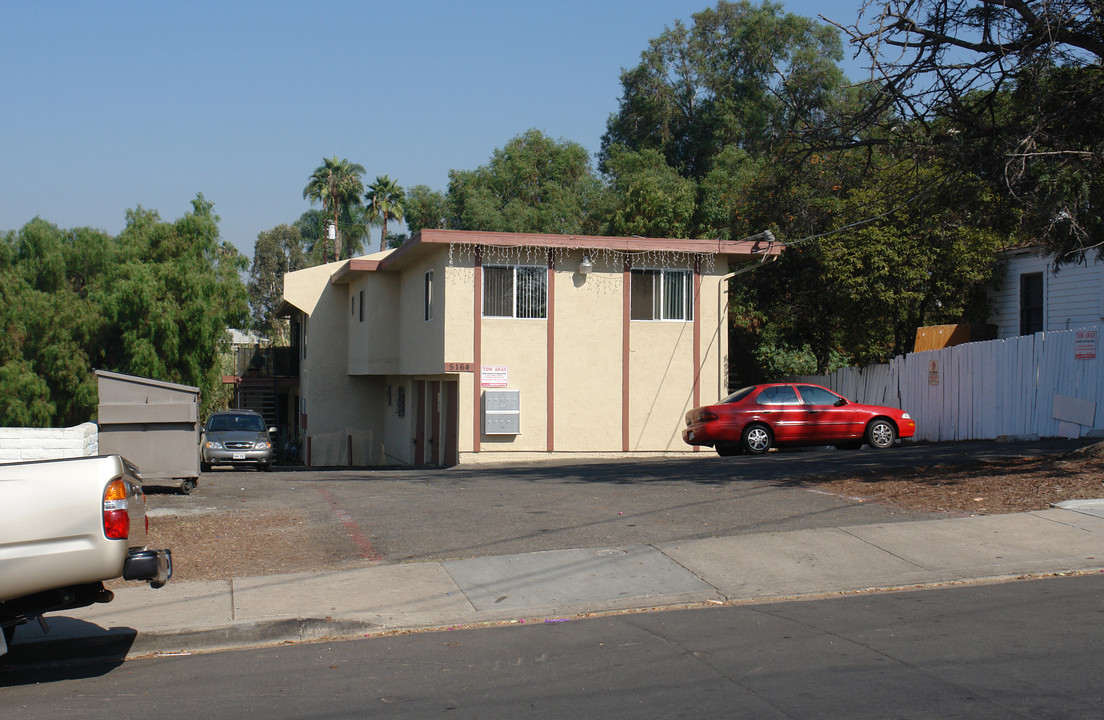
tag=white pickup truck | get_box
[0,455,172,656]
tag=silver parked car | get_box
[201,410,274,472]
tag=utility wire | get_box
[777,170,962,248]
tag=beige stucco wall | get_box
[442,260,477,453]
[437,249,727,454]
[380,375,414,465]
[480,318,548,450]
[552,253,624,451]
[398,254,447,376]
[347,272,399,375]
[285,262,387,466]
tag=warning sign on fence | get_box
[1074,330,1098,360]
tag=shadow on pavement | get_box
[0,617,134,684]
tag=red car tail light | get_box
[699,411,719,422]
[103,478,130,540]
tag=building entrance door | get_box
[413,379,459,468]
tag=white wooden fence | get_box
[792,324,1103,443]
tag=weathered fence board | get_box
[793,324,1103,442]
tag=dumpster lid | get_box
[94,369,200,394]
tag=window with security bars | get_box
[483,266,547,318]
[630,269,693,320]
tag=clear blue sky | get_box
[1,1,865,258]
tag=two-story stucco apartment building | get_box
[279,229,780,467]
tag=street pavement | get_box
[8,499,1104,663]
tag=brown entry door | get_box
[413,380,459,468]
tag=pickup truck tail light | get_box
[103,478,130,540]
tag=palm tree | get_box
[365,175,406,252]
[302,157,366,261]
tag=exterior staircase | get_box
[236,378,278,429]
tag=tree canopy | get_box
[303,156,366,261]
[601,0,847,178]
[823,0,1104,261]
[0,195,248,426]
[446,129,604,234]
[248,224,306,342]
[403,184,448,235]
[365,175,406,252]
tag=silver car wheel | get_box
[742,424,772,454]
[866,420,896,449]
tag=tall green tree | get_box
[734,153,1006,373]
[695,145,766,241]
[403,185,448,235]
[364,175,406,252]
[101,195,249,413]
[447,129,604,234]
[601,0,847,178]
[293,209,327,265]
[0,195,248,426]
[248,224,306,342]
[302,156,366,261]
[827,0,1104,261]
[602,146,698,238]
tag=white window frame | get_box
[630,268,694,321]
[482,265,547,319]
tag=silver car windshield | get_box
[208,414,265,432]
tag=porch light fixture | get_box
[578,253,593,274]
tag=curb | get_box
[5,618,379,665]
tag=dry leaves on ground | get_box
[798,442,1104,515]
[110,508,363,586]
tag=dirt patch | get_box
[109,508,367,587]
[796,444,1104,515]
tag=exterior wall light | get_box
[578,253,594,274]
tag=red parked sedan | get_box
[683,383,916,456]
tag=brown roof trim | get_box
[414,229,779,257]
[329,257,384,285]
[330,228,781,283]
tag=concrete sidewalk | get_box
[10,503,1104,661]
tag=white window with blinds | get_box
[630,268,693,321]
[483,265,547,319]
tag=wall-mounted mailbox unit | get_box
[483,389,520,435]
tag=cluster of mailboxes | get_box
[483,389,521,435]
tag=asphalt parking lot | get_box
[144,439,1088,568]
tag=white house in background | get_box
[989,247,1104,338]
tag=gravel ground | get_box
[131,441,1104,584]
